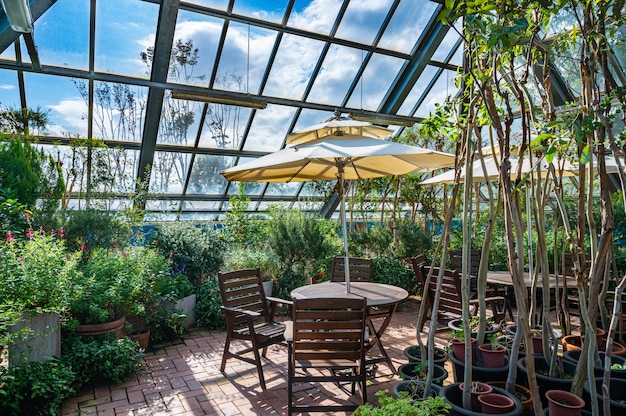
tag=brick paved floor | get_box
[61,299,458,416]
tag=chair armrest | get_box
[221,305,261,317]
[266,296,293,306]
[469,296,505,304]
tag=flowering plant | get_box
[0,228,78,313]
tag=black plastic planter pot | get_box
[392,381,442,399]
[563,350,626,379]
[440,382,523,416]
[397,363,448,386]
[583,377,626,415]
[403,345,447,366]
[449,350,510,383]
[517,356,576,407]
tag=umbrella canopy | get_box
[222,133,456,291]
[286,114,393,146]
[419,156,578,185]
[223,134,456,183]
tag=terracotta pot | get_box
[441,383,523,416]
[130,329,150,350]
[460,381,493,412]
[532,333,544,354]
[74,316,125,338]
[479,343,507,368]
[479,392,516,414]
[449,349,510,383]
[545,390,584,416]
[562,334,582,351]
[487,382,532,415]
[451,338,477,363]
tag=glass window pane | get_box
[346,54,406,111]
[95,0,158,78]
[227,181,265,196]
[150,152,191,193]
[414,69,458,118]
[89,81,148,142]
[265,182,300,196]
[396,65,439,116]
[185,0,229,9]
[307,45,361,106]
[186,154,235,194]
[431,28,461,63]
[182,200,222,211]
[242,105,297,151]
[232,0,290,23]
[37,0,89,70]
[287,0,343,35]
[0,69,21,109]
[157,95,202,146]
[23,73,89,137]
[263,34,325,100]
[378,0,439,53]
[214,23,276,95]
[169,10,224,87]
[198,105,253,149]
[335,0,394,45]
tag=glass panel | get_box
[265,181,300,196]
[242,105,297,151]
[95,0,158,78]
[23,73,89,137]
[182,200,222,211]
[414,69,458,118]
[198,105,252,149]
[227,181,265,195]
[169,10,224,86]
[214,23,276,95]
[0,43,16,60]
[88,81,148,142]
[292,109,335,132]
[263,33,325,99]
[186,154,235,194]
[307,44,361,106]
[287,0,343,35]
[149,151,192,193]
[346,53,406,111]
[144,212,179,221]
[0,69,21,109]
[334,0,394,45]
[157,95,202,146]
[232,0,290,23]
[396,65,439,116]
[36,0,89,69]
[292,200,323,210]
[378,0,439,53]
[431,28,461,62]
[184,0,229,9]
[300,180,333,196]
[145,200,181,211]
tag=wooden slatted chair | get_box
[330,256,372,282]
[218,268,291,390]
[286,297,368,415]
[416,265,506,330]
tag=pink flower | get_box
[79,244,87,251]
[58,228,65,238]
[19,257,24,262]
[5,232,15,242]
[26,229,34,239]
[23,213,30,220]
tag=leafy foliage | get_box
[63,208,132,259]
[371,256,417,295]
[151,222,227,285]
[0,358,77,416]
[195,278,224,329]
[353,389,451,415]
[223,247,280,282]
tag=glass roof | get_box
[0,0,621,220]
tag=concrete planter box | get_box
[9,312,61,366]
[174,294,196,328]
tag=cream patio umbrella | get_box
[222,132,456,292]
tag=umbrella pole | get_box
[338,165,350,293]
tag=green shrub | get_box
[156,272,195,302]
[397,221,432,260]
[146,306,186,342]
[151,222,227,285]
[348,224,393,257]
[195,278,225,330]
[63,208,132,258]
[0,358,77,416]
[371,256,417,295]
[274,268,306,301]
[223,247,280,281]
[61,334,144,385]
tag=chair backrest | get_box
[420,265,463,320]
[218,268,271,329]
[450,249,481,277]
[330,256,372,282]
[291,297,367,366]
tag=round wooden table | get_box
[291,281,409,373]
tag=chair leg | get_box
[252,340,267,390]
[287,343,293,416]
[220,336,232,372]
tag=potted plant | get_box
[478,335,507,368]
[441,382,523,416]
[353,389,451,415]
[477,392,516,414]
[545,390,584,416]
[222,247,279,296]
[449,328,477,363]
[397,361,449,386]
[459,381,493,412]
[403,344,447,366]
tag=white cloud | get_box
[0,84,15,90]
[47,98,88,137]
